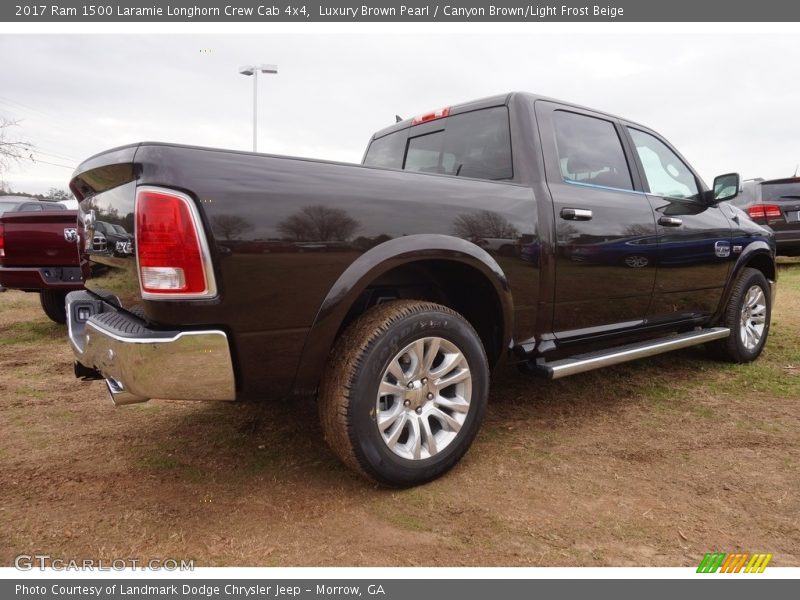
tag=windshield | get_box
[0,201,19,212]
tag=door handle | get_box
[658,216,683,227]
[560,208,593,221]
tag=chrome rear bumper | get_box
[66,290,236,405]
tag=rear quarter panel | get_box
[119,145,540,399]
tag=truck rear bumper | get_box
[66,290,236,405]
[0,266,83,291]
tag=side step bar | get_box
[530,327,730,380]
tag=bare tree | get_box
[277,205,360,242]
[47,187,72,201]
[211,214,253,241]
[556,221,579,239]
[622,223,655,237]
[452,210,519,241]
[0,118,35,175]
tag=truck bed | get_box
[70,142,537,397]
[0,210,82,290]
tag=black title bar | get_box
[5,579,799,600]
[4,0,800,22]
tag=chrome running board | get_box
[531,327,730,380]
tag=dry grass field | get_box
[1,261,798,567]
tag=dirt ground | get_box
[1,263,799,567]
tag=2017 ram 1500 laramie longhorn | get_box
[66,92,776,486]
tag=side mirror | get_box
[712,172,740,202]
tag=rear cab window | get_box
[363,105,513,181]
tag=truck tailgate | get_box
[0,211,79,267]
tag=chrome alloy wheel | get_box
[376,337,472,460]
[739,285,767,351]
[624,255,649,268]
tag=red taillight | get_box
[411,106,450,126]
[747,204,782,220]
[135,187,215,297]
[0,223,4,258]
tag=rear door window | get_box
[20,203,43,212]
[364,106,513,181]
[553,111,633,191]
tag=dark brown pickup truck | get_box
[0,199,82,323]
[65,92,776,486]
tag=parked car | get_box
[0,196,68,214]
[726,177,800,256]
[475,237,520,257]
[0,208,82,322]
[65,92,776,487]
[91,220,133,256]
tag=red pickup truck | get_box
[0,199,82,323]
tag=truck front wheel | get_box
[319,300,489,487]
[39,290,68,324]
[707,267,771,363]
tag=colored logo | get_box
[697,552,772,573]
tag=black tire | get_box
[707,268,771,363]
[39,290,68,324]
[319,300,489,487]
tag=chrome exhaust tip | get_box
[105,377,148,406]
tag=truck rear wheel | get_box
[319,300,489,487]
[707,267,771,363]
[39,290,68,324]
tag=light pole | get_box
[238,64,278,152]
